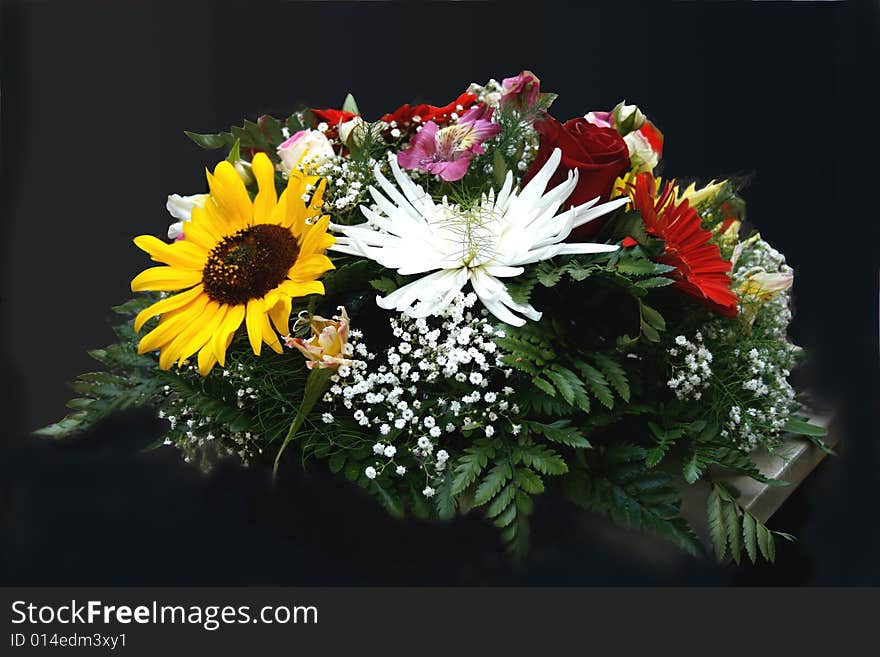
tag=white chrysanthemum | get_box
[329,148,627,326]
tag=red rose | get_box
[524,115,631,240]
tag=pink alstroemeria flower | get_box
[397,105,501,182]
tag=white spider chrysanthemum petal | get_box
[329,148,623,326]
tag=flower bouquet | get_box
[41,71,831,563]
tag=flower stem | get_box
[272,367,334,479]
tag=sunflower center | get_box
[203,224,299,305]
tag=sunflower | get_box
[130,152,335,375]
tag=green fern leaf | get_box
[707,488,727,561]
[474,461,513,506]
[742,512,758,563]
[514,467,545,494]
[757,522,775,563]
[451,440,497,495]
[546,365,591,412]
[517,444,568,475]
[575,360,614,409]
[486,483,516,519]
[526,420,591,449]
[591,353,630,402]
[723,496,743,564]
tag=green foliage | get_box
[707,483,794,564]
[496,321,631,418]
[157,369,252,434]
[524,420,591,449]
[591,352,631,402]
[644,420,688,468]
[564,444,703,556]
[460,434,568,561]
[784,416,834,454]
[185,114,292,158]
[687,435,785,485]
[450,439,498,495]
[272,368,335,477]
[435,472,457,520]
[341,93,360,116]
[637,300,666,343]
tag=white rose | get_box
[276,129,335,173]
[623,130,659,174]
[337,116,383,148]
[612,100,646,133]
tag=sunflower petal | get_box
[245,298,265,355]
[131,266,202,293]
[260,311,283,354]
[279,280,324,298]
[137,296,208,354]
[208,161,253,227]
[298,215,334,256]
[288,253,335,283]
[252,153,278,224]
[212,304,246,367]
[169,302,226,368]
[156,302,217,369]
[197,343,218,376]
[183,206,227,249]
[134,284,204,333]
[268,295,292,335]
[308,177,327,214]
[133,235,206,270]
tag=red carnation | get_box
[309,108,358,141]
[311,108,357,126]
[626,173,738,317]
[382,92,478,134]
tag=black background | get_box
[1,0,877,585]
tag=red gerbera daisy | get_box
[626,172,738,317]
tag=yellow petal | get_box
[279,280,324,298]
[165,302,226,368]
[252,153,278,224]
[197,343,218,376]
[268,295,292,335]
[288,253,335,283]
[201,194,242,235]
[183,206,226,250]
[138,297,207,355]
[308,177,327,214]
[298,215,334,256]
[278,186,307,236]
[134,284,205,333]
[133,235,206,270]
[131,266,202,293]
[260,311,283,354]
[212,304,246,367]
[208,161,253,227]
[270,191,289,226]
[245,298,265,355]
